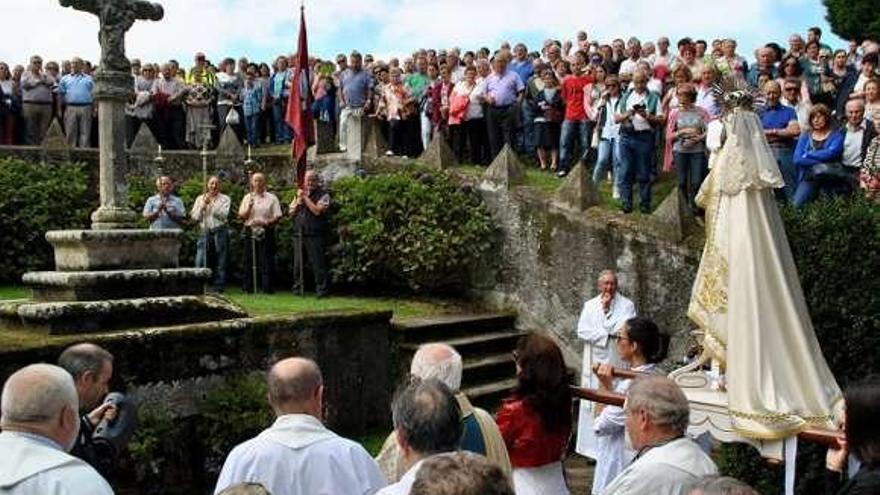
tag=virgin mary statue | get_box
[687,95,842,440]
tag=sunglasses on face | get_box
[784,87,798,92]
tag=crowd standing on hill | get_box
[3,27,880,210]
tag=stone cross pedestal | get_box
[0,0,249,334]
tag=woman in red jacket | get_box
[496,333,573,495]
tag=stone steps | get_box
[394,313,523,410]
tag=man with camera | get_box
[57,343,131,478]
[142,175,186,230]
[614,69,664,214]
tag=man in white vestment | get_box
[377,378,463,495]
[0,364,114,495]
[376,344,511,481]
[575,269,637,458]
[602,376,717,495]
[214,358,386,495]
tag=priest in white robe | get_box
[575,269,636,459]
[214,358,386,495]
[0,364,114,495]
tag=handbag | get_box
[225,107,241,125]
[807,162,852,183]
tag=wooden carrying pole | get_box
[573,366,844,448]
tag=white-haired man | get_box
[575,269,636,459]
[0,364,114,494]
[214,358,385,495]
[376,343,511,482]
[602,376,717,495]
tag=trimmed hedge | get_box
[331,171,494,292]
[0,158,93,282]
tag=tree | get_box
[824,0,880,43]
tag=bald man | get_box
[0,364,114,494]
[214,358,386,495]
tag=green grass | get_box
[225,288,469,320]
[451,161,676,212]
[355,431,389,457]
[0,285,27,300]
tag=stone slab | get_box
[652,187,698,241]
[1,294,247,335]
[47,229,183,271]
[483,144,526,188]
[554,163,599,211]
[421,133,458,170]
[23,268,211,302]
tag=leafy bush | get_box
[331,171,494,292]
[0,158,94,282]
[718,196,880,494]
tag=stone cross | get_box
[60,0,164,73]
[59,0,163,229]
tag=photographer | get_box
[57,343,121,477]
[614,69,664,214]
[142,175,186,230]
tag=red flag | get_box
[286,6,314,188]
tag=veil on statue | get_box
[681,92,843,440]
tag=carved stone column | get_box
[91,69,138,229]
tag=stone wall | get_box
[473,186,702,367]
[0,310,394,435]
[0,145,298,186]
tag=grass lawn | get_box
[451,162,676,212]
[224,288,473,320]
[0,285,27,300]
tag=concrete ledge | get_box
[23,268,211,301]
[3,294,247,334]
[46,229,183,271]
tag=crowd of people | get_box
[2,319,878,494]
[3,27,880,210]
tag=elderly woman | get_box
[666,83,710,213]
[533,69,563,170]
[792,104,846,207]
[238,173,282,293]
[185,68,214,149]
[0,62,18,145]
[825,376,880,494]
[714,39,747,80]
[381,68,414,157]
[592,317,669,494]
[496,333,572,495]
[861,119,880,202]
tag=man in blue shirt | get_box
[759,80,801,199]
[482,54,525,159]
[142,176,186,230]
[58,57,94,148]
[338,51,373,152]
[509,44,536,156]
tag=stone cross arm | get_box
[60,0,164,73]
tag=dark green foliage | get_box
[0,158,93,282]
[331,171,494,292]
[718,196,880,494]
[198,373,274,474]
[823,0,880,43]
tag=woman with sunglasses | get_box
[591,317,669,495]
[776,55,811,106]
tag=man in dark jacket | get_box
[289,170,331,297]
